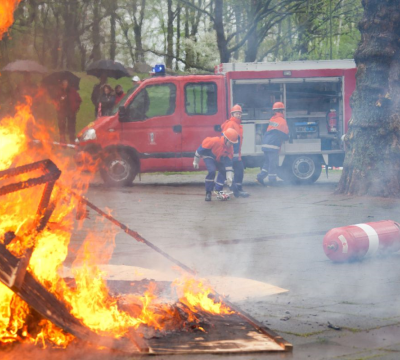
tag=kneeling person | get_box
[193,129,239,201]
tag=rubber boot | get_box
[238,190,250,198]
[205,191,212,201]
[256,176,265,186]
[231,186,240,198]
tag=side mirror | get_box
[119,106,128,122]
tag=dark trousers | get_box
[257,150,279,182]
[58,111,77,144]
[233,160,244,190]
[204,158,226,192]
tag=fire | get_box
[174,277,234,315]
[0,0,233,352]
[0,0,21,38]
[0,97,233,350]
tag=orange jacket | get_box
[267,112,289,134]
[221,116,243,160]
[199,136,233,162]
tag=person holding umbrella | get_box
[98,84,115,117]
[87,60,130,117]
[55,79,82,144]
[91,73,107,117]
[2,60,47,108]
[114,85,125,105]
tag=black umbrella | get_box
[2,60,48,74]
[86,59,130,79]
[42,71,80,90]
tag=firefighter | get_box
[221,104,250,198]
[193,128,239,201]
[256,102,289,185]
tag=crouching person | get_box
[193,129,239,201]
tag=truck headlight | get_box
[81,128,97,141]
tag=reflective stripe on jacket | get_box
[267,113,289,135]
[262,113,289,151]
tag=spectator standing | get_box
[91,73,107,117]
[98,85,115,117]
[114,85,125,105]
[56,79,82,144]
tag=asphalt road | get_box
[7,170,400,360]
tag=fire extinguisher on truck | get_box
[326,109,338,134]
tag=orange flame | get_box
[0,0,21,38]
[174,277,234,315]
[0,97,234,349]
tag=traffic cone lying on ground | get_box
[323,220,400,262]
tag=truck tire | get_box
[100,149,139,187]
[282,155,322,184]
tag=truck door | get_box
[180,77,226,170]
[121,81,181,171]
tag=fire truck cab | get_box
[76,60,356,186]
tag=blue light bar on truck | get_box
[152,64,166,76]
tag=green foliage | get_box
[0,0,363,75]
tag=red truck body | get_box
[76,60,356,186]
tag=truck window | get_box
[111,85,138,115]
[126,83,176,121]
[185,82,217,116]
[232,83,282,120]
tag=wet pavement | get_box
[68,170,400,360]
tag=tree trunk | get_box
[65,0,78,69]
[233,1,242,61]
[91,0,102,62]
[175,5,181,71]
[244,0,260,63]
[133,0,146,63]
[214,0,230,63]
[49,4,61,69]
[166,0,174,69]
[184,5,192,70]
[337,0,400,197]
[109,0,118,60]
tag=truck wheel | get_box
[100,150,139,187]
[283,156,322,184]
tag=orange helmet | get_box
[223,128,239,144]
[230,104,242,113]
[272,102,285,110]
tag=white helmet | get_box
[132,76,140,82]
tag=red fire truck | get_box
[76,60,356,186]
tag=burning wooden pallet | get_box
[0,160,292,355]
